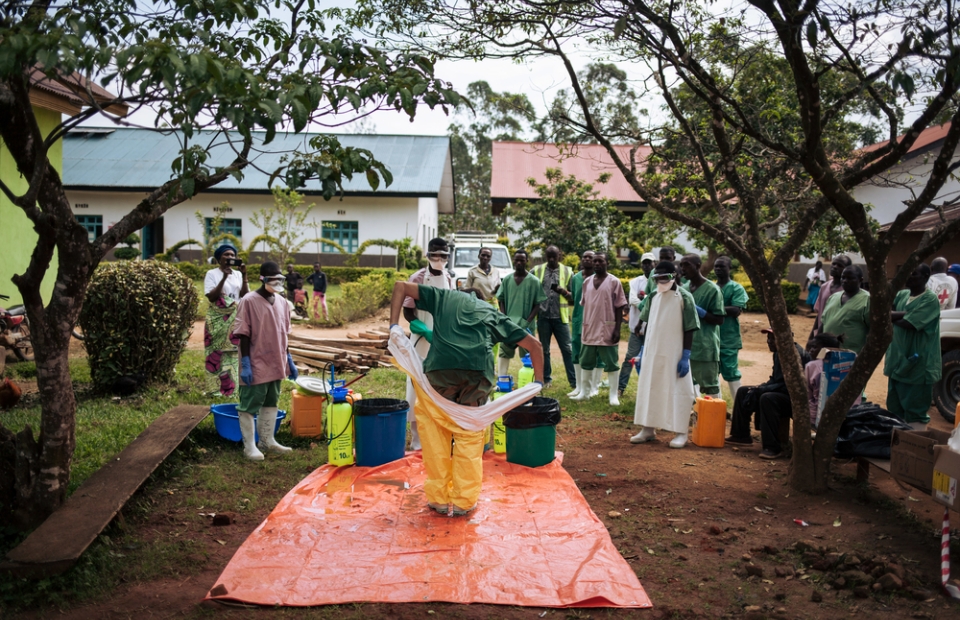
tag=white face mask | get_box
[656,279,674,294]
[263,277,285,293]
[429,258,447,271]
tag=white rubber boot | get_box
[567,364,583,398]
[630,426,657,444]
[257,407,292,454]
[669,433,688,449]
[608,372,620,406]
[239,411,264,461]
[410,420,422,451]
[497,357,511,378]
[584,368,602,399]
[571,368,596,401]
[727,380,741,400]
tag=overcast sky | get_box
[348,55,587,137]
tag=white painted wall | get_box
[64,189,430,256]
[416,197,439,247]
[853,144,960,227]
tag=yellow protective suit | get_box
[389,326,541,511]
[408,376,485,510]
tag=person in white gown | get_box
[631,261,700,449]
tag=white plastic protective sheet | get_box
[388,325,542,431]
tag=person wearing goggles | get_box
[402,238,456,450]
[231,261,299,461]
[631,261,700,448]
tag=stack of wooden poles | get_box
[287,327,396,374]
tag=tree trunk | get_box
[0,217,93,529]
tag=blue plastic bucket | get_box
[354,399,409,467]
[211,403,286,443]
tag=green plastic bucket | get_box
[503,397,561,468]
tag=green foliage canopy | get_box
[507,168,622,257]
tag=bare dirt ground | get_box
[16,311,960,619]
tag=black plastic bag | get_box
[833,403,911,459]
[503,397,562,429]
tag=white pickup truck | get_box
[935,307,960,424]
[448,232,513,289]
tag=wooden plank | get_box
[292,336,389,349]
[1,405,209,578]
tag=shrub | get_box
[113,247,140,260]
[743,280,800,314]
[79,261,199,391]
[171,261,208,280]
[325,272,401,326]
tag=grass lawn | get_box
[0,349,405,610]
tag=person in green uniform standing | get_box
[884,264,941,430]
[389,282,544,515]
[714,256,749,400]
[679,254,725,399]
[820,265,871,355]
[497,250,547,378]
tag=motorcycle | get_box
[0,293,35,367]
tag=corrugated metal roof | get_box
[491,141,650,204]
[62,128,452,198]
[879,203,960,232]
[861,122,952,155]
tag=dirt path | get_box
[18,309,960,619]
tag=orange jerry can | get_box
[291,391,325,438]
[691,395,727,448]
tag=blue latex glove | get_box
[518,318,529,331]
[695,305,707,319]
[287,352,298,380]
[677,349,691,378]
[240,356,253,386]
[409,318,434,343]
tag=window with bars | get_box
[321,221,358,253]
[75,215,103,243]
[205,218,242,243]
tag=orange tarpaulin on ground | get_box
[206,452,651,608]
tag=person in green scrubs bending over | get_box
[884,264,941,430]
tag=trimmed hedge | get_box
[744,280,801,314]
[325,271,402,326]
[171,262,410,285]
[80,261,198,391]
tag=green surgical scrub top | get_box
[497,273,547,323]
[640,284,700,334]
[683,280,725,362]
[416,286,527,386]
[719,280,749,350]
[883,288,942,385]
[820,290,870,355]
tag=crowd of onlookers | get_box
[425,244,946,460]
[199,239,947,465]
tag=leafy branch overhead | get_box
[359,0,960,498]
[0,0,459,527]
